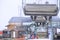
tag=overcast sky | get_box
[0,0,60,30]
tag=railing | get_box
[22,0,58,8]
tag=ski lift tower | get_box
[23,0,59,40]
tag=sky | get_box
[0,0,60,30]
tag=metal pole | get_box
[46,16,50,38]
[49,21,54,40]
